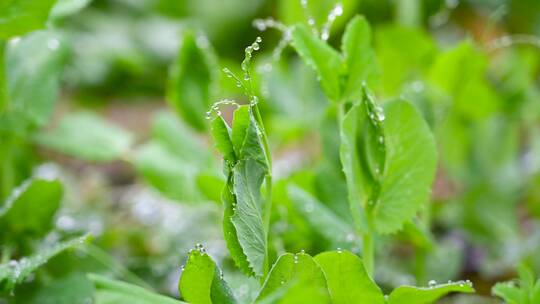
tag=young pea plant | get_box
[177,20,474,304]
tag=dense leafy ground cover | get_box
[1,0,540,303]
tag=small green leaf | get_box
[256,252,330,303]
[230,158,267,277]
[387,281,474,304]
[167,30,218,131]
[231,105,267,166]
[89,273,185,304]
[35,112,133,162]
[0,178,62,241]
[372,100,437,234]
[287,185,354,246]
[0,0,57,39]
[492,282,524,304]
[314,250,385,304]
[341,15,378,101]
[1,30,66,134]
[0,235,91,292]
[133,142,201,202]
[291,24,343,102]
[179,248,236,304]
[211,116,236,165]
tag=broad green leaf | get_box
[230,158,267,277]
[341,15,378,101]
[179,248,236,304]
[492,264,540,304]
[1,30,66,134]
[133,142,201,202]
[387,281,474,304]
[89,274,185,304]
[0,235,90,292]
[0,178,62,240]
[0,0,57,39]
[314,250,384,304]
[167,30,218,131]
[372,100,437,233]
[291,24,343,102]
[256,252,330,304]
[287,185,354,246]
[35,112,133,162]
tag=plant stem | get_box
[0,40,7,112]
[363,233,374,277]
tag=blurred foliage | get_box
[0,0,540,303]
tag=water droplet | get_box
[47,38,60,50]
[428,280,437,287]
[337,247,342,253]
[256,36,262,43]
[308,18,316,26]
[253,43,260,51]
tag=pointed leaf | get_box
[291,24,343,102]
[0,235,91,292]
[314,250,385,304]
[256,252,330,303]
[341,15,378,101]
[179,249,236,304]
[167,30,217,131]
[0,178,62,240]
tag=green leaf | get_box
[341,15,378,101]
[179,248,236,304]
[287,185,354,246]
[256,252,330,304]
[0,0,57,39]
[213,105,270,277]
[89,274,185,304]
[0,178,62,240]
[211,116,236,165]
[35,112,133,162]
[1,30,66,134]
[221,182,253,276]
[29,272,95,304]
[291,24,343,102]
[492,282,524,304]
[230,158,267,277]
[375,25,436,95]
[429,42,498,119]
[231,105,267,166]
[372,100,437,233]
[133,142,201,202]
[387,281,474,304]
[314,250,385,304]
[167,30,218,131]
[339,90,386,233]
[0,235,91,292]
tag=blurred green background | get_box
[1,0,540,303]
